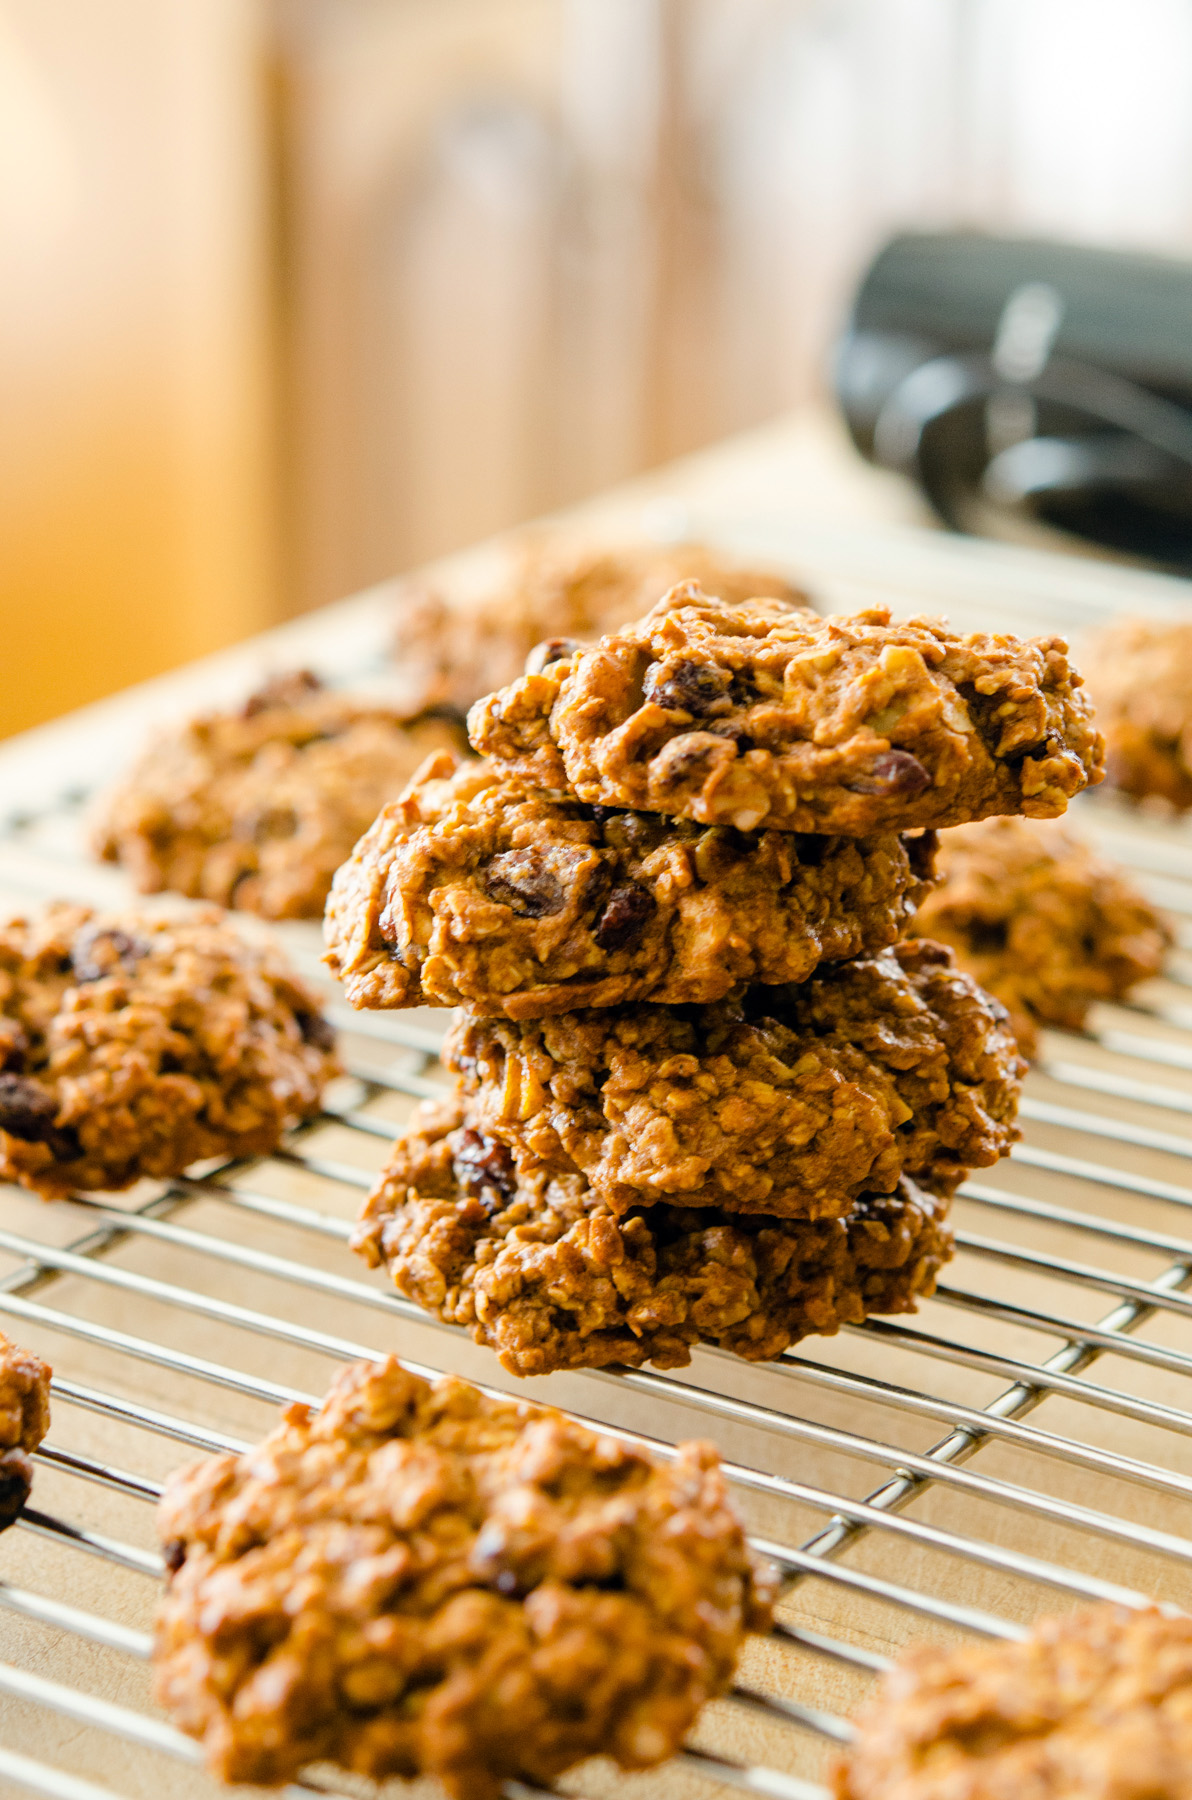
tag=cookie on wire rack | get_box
[154,1353,774,1796]
[0,1331,50,1530]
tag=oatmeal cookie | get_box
[324,751,936,1016]
[94,670,464,919]
[910,818,1171,1058]
[835,1604,1192,1800]
[154,1353,773,1796]
[0,903,338,1198]
[1082,615,1192,808]
[391,537,810,717]
[0,1332,51,1530]
[352,1095,953,1375]
[445,940,1022,1217]
[469,586,1104,834]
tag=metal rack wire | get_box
[11,710,1192,1799]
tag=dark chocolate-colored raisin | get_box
[295,1010,336,1052]
[0,1448,32,1532]
[906,829,938,883]
[643,657,733,716]
[524,637,583,676]
[844,750,930,798]
[0,1075,62,1143]
[484,851,564,918]
[964,918,1009,955]
[242,669,322,716]
[453,1128,516,1215]
[71,926,149,985]
[162,1537,187,1573]
[593,884,655,951]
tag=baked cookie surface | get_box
[391,537,809,717]
[446,939,1022,1218]
[910,817,1170,1057]
[0,1332,51,1530]
[323,752,936,1016]
[1082,615,1192,808]
[469,587,1104,834]
[94,670,463,919]
[835,1604,1192,1800]
[352,1096,953,1375]
[155,1353,773,1796]
[0,904,337,1197]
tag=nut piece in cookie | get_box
[0,1332,51,1530]
[469,585,1104,834]
[0,903,338,1198]
[910,817,1171,1058]
[352,1094,954,1375]
[93,669,465,919]
[154,1353,774,1796]
[323,751,936,1016]
[446,939,1022,1217]
[835,1604,1192,1800]
[390,536,811,717]
[1082,614,1192,809]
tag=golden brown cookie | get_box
[390,537,810,717]
[0,903,338,1198]
[154,1353,774,1797]
[352,1094,953,1376]
[1082,615,1192,808]
[469,586,1104,834]
[835,1605,1192,1800]
[0,1332,51,1530]
[910,817,1170,1057]
[446,940,1022,1218]
[323,751,936,1017]
[94,670,464,919]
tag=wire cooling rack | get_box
[10,612,1192,1800]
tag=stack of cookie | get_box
[327,582,1104,1376]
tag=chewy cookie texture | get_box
[389,536,810,717]
[323,751,935,1017]
[0,904,337,1198]
[911,817,1170,1058]
[835,1604,1192,1800]
[1082,614,1192,809]
[446,940,1023,1218]
[94,669,463,919]
[469,586,1104,834]
[155,1354,773,1797]
[352,1095,954,1375]
[0,1331,50,1531]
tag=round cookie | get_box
[324,751,937,1017]
[352,1095,954,1376]
[910,817,1170,1057]
[0,1331,51,1530]
[469,585,1104,835]
[155,1353,774,1797]
[1082,614,1192,808]
[445,939,1022,1218]
[390,536,810,718]
[94,669,464,919]
[0,903,338,1198]
[835,1604,1192,1800]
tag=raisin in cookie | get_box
[324,751,935,1017]
[835,1605,1192,1800]
[0,1332,51,1530]
[469,586,1104,834]
[391,536,810,717]
[910,817,1170,1058]
[444,940,1022,1219]
[0,903,337,1198]
[155,1353,773,1796]
[94,670,464,919]
[1082,615,1192,809]
[352,1095,953,1375]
